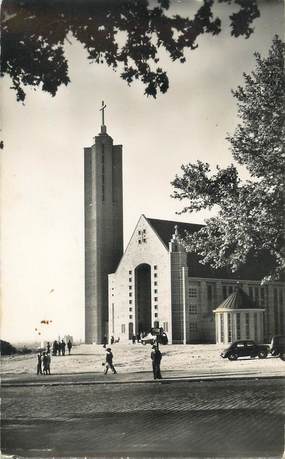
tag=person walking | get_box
[151,345,162,379]
[67,340,72,355]
[36,351,42,375]
[110,335,114,345]
[132,335,136,344]
[104,348,117,375]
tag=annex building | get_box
[108,215,284,345]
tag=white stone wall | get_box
[108,215,172,343]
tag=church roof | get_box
[147,218,203,246]
[146,217,278,281]
[215,288,261,310]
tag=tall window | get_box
[274,288,279,334]
[254,313,258,340]
[236,313,241,340]
[228,313,232,343]
[220,315,224,342]
[245,313,250,339]
[111,304,114,334]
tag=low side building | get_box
[108,215,285,344]
[213,288,265,344]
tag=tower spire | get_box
[99,100,107,134]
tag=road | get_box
[2,378,285,458]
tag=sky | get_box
[1,0,283,343]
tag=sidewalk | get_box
[2,366,285,387]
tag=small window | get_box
[129,286,132,290]
[129,307,132,312]
[189,323,198,332]
[189,288,197,298]
[154,305,158,310]
[138,230,141,235]
[154,281,158,286]
[154,297,158,302]
[138,240,142,244]
[129,278,132,283]
[129,270,132,275]
[154,313,158,318]
[154,265,157,270]
[129,315,133,320]
[154,289,158,294]
[189,304,197,314]
[129,292,132,297]
[143,229,146,233]
[154,273,158,278]
[129,300,132,305]
[143,238,147,243]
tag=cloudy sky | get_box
[1,0,283,342]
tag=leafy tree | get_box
[171,36,285,281]
[1,0,259,102]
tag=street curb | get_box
[2,374,284,387]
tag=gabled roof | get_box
[147,218,203,247]
[146,216,278,281]
[215,288,261,310]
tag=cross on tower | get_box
[100,100,107,126]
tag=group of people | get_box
[37,350,51,375]
[52,339,72,356]
[36,339,73,376]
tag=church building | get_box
[85,109,284,345]
[108,215,284,345]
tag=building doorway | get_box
[135,263,151,335]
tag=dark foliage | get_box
[0,339,17,355]
[1,0,259,102]
[172,37,285,281]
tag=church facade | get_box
[108,215,285,344]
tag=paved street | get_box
[2,378,285,458]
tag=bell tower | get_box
[84,102,123,343]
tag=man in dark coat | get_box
[36,352,42,375]
[61,340,66,356]
[67,340,72,355]
[104,348,117,374]
[151,345,162,379]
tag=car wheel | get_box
[258,350,267,359]
[279,353,285,361]
[271,349,280,357]
[228,352,238,361]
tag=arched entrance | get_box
[135,263,151,335]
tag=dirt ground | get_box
[1,343,284,377]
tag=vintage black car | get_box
[221,340,269,361]
[270,335,285,360]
